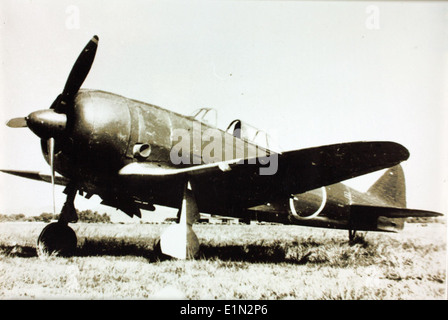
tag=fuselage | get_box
[47,90,272,214]
[42,90,406,233]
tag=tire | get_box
[37,222,77,257]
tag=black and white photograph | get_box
[0,0,446,302]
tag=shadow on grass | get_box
[0,239,159,260]
[76,238,162,261]
[0,240,313,264]
[0,244,37,258]
[1,234,372,265]
[76,238,309,264]
[198,243,309,264]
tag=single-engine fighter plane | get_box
[2,36,443,259]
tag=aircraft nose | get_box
[26,109,67,139]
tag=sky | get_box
[0,0,447,221]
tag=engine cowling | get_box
[289,187,327,220]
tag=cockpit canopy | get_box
[190,108,218,127]
[226,119,282,153]
[190,108,282,153]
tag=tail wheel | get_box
[349,228,357,242]
[37,222,77,257]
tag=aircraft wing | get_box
[119,141,410,209]
[274,141,410,195]
[0,169,70,186]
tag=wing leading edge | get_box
[0,169,69,186]
[119,141,409,197]
[275,141,410,195]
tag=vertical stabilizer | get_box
[367,165,406,207]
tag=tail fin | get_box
[367,165,406,207]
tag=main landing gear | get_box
[37,222,77,257]
[36,184,78,257]
[156,181,200,260]
[36,181,201,260]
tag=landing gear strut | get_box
[36,184,78,257]
[348,228,357,242]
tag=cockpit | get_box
[190,107,282,153]
[225,119,282,153]
[190,108,218,127]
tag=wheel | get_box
[37,222,77,257]
[349,228,357,241]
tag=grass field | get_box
[0,221,446,299]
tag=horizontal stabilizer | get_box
[351,205,443,218]
[0,169,69,186]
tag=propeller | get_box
[56,35,98,113]
[6,35,99,132]
[48,138,56,215]
[5,35,99,219]
[6,117,28,128]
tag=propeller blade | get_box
[6,117,28,128]
[48,138,56,215]
[56,35,99,112]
